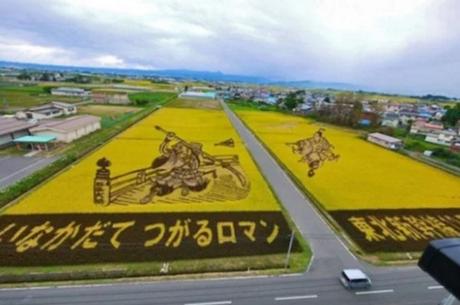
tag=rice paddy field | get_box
[235,109,460,254]
[0,99,306,272]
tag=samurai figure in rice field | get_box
[139,126,248,204]
[286,128,339,177]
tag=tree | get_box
[442,103,460,127]
[350,101,363,127]
[17,72,32,80]
[284,92,302,110]
[39,73,54,82]
[42,86,54,94]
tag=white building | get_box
[425,131,457,146]
[51,87,89,97]
[381,112,400,128]
[31,115,100,143]
[367,132,403,150]
[15,102,77,121]
[179,91,216,99]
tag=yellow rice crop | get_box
[4,104,280,214]
[236,110,460,211]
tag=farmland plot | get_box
[0,100,301,267]
[235,109,460,253]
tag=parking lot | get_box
[0,155,57,190]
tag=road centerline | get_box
[427,285,444,290]
[355,289,394,295]
[275,294,318,301]
[184,301,232,305]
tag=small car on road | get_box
[340,269,372,290]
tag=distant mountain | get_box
[0,61,269,83]
[0,60,371,91]
[267,80,365,91]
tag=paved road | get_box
[0,271,450,305]
[221,101,361,276]
[0,103,455,305]
[0,155,57,190]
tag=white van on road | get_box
[340,269,372,290]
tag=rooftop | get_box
[13,135,56,143]
[31,115,100,133]
[0,117,37,136]
[368,132,402,143]
[52,87,86,93]
[180,91,217,99]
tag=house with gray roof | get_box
[0,117,37,148]
[31,115,100,143]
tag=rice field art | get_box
[94,125,250,206]
[0,100,300,267]
[235,109,460,254]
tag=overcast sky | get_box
[0,0,459,96]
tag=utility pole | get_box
[284,230,295,270]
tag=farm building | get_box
[51,87,89,97]
[13,135,56,151]
[367,132,403,150]
[15,102,77,120]
[179,91,216,100]
[92,91,130,105]
[31,115,101,143]
[0,117,37,148]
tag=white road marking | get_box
[428,285,444,290]
[198,275,269,282]
[184,301,232,305]
[0,286,50,291]
[275,295,318,301]
[306,253,315,272]
[279,273,303,277]
[0,274,271,292]
[355,289,394,295]
[335,235,358,261]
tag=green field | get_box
[128,92,177,106]
[0,84,82,109]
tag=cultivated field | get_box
[168,98,222,110]
[235,109,460,254]
[0,99,305,271]
[79,104,141,116]
[0,85,82,109]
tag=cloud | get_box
[94,55,125,67]
[0,40,66,60]
[0,0,459,96]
